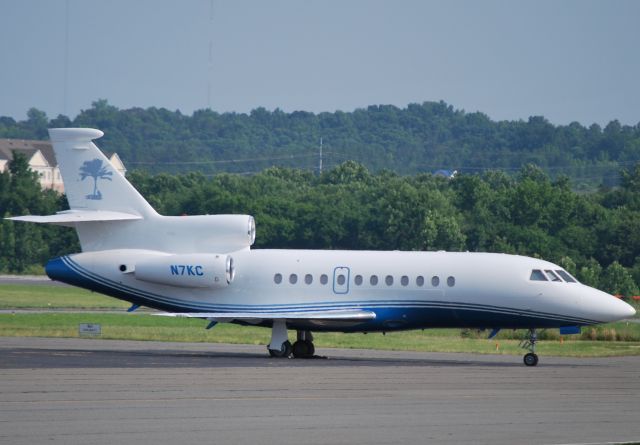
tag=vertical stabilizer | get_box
[48,128,156,218]
[10,128,254,254]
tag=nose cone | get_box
[594,291,636,322]
[616,298,637,319]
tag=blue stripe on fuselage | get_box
[45,255,600,330]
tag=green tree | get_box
[600,261,639,296]
[1,153,58,272]
[558,256,577,276]
[577,258,602,289]
[24,108,48,139]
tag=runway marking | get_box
[548,442,640,445]
[0,394,389,406]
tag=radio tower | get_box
[207,0,214,109]
[63,0,69,115]
[319,137,323,175]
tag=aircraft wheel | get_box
[292,340,315,358]
[523,352,539,367]
[268,340,292,358]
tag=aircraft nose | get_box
[602,294,636,321]
[619,299,637,318]
[580,286,637,322]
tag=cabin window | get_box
[545,270,562,282]
[274,273,283,284]
[304,274,313,285]
[289,274,298,284]
[337,274,346,285]
[530,270,547,281]
[447,276,455,287]
[354,275,363,285]
[556,270,577,283]
[385,275,394,286]
[431,276,440,287]
[401,275,409,286]
[320,274,328,285]
[416,276,424,287]
[370,275,379,286]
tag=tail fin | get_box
[8,128,157,251]
[49,128,156,217]
[9,128,255,254]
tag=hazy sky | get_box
[2,0,639,126]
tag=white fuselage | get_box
[47,248,634,332]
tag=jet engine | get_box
[134,253,234,289]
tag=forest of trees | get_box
[1,150,640,296]
[2,100,640,188]
[1,101,639,294]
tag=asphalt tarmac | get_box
[1,337,639,445]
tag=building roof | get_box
[0,139,57,166]
[0,138,125,174]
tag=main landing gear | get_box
[267,321,315,358]
[520,328,539,367]
[292,330,315,358]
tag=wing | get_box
[156,309,376,322]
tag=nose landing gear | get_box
[520,328,539,366]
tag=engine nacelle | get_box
[134,253,234,289]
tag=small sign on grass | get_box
[79,323,101,337]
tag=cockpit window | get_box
[545,270,562,282]
[556,270,577,283]
[530,270,548,281]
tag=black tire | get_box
[523,352,539,367]
[305,340,315,357]
[268,340,292,358]
[292,340,315,358]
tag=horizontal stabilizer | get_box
[7,210,143,225]
[156,309,376,322]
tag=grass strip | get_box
[0,284,129,309]
[1,313,639,357]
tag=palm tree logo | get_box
[79,158,112,200]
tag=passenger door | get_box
[333,267,350,294]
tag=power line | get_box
[127,152,319,166]
[123,147,640,184]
